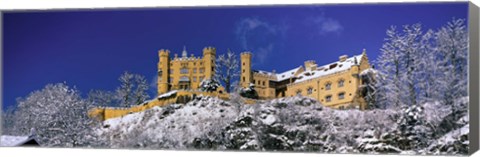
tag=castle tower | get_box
[157,49,170,95]
[240,52,252,88]
[203,47,216,79]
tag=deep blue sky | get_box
[2,2,468,109]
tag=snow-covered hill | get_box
[96,95,469,155]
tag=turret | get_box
[240,52,252,88]
[157,49,170,95]
[203,46,216,79]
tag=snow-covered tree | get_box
[1,105,17,135]
[214,49,240,93]
[375,19,467,108]
[87,90,118,107]
[199,78,221,92]
[115,71,150,107]
[10,83,101,147]
[376,25,406,108]
[359,68,380,109]
[435,18,468,107]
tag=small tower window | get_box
[193,68,197,73]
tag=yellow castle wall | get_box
[88,90,231,121]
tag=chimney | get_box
[304,60,317,71]
[339,55,348,62]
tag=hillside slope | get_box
[97,95,469,155]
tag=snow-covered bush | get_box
[199,79,221,92]
[239,83,259,99]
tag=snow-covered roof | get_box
[275,66,303,81]
[158,90,178,99]
[360,68,377,76]
[254,66,303,82]
[0,135,36,147]
[293,54,363,84]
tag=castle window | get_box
[170,69,174,74]
[193,77,197,82]
[180,76,189,82]
[307,87,313,95]
[296,90,302,95]
[262,81,265,86]
[180,68,189,74]
[169,77,173,83]
[199,68,205,73]
[339,106,345,110]
[243,77,245,82]
[338,92,345,100]
[325,95,332,102]
[193,68,197,73]
[200,76,205,81]
[338,80,345,87]
[243,62,245,66]
[243,69,245,73]
[325,83,332,90]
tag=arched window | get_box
[338,79,345,87]
[325,82,332,90]
[307,87,313,95]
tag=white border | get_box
[0,0,470,10]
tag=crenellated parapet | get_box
[203,46,216,55]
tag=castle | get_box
[156,46,371,110]
[90,46,370,120]
[240,49,371,110]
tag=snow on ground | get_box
[96,95,469,155]
[0,135,31,147]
